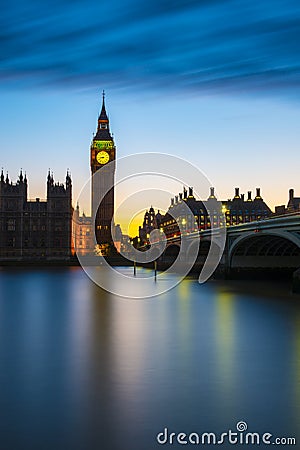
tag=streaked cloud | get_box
[1,0,300,97]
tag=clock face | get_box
[96,151,110,164]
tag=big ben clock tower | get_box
[90,91,116,249]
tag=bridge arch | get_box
[161,243,180,262]
[186,239,224,268]
[149,246,162,261]
[229,230,300,269]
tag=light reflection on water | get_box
[0,267,299,449]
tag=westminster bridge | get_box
[150,213,300,289]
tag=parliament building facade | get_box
[0,170,72,260]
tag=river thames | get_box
[0,267,299,449]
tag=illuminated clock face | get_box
[96,151,110,164]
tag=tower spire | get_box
[94,90,111,139]
[66,169,72,189]
[99,89,108,121]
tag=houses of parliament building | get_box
[0,95,299,262]
[0,170,72,260]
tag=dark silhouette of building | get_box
[287,189,300,212]
[0,169,72,260]
[275,189,300,215]
[138,186,272,243]
[222,187,272,225]
[90,92,116,251]
[139,206,163,243]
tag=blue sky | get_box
[1,0,300,227]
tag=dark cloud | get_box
[0,0,300,97]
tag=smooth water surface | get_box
[0,267,299,449]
